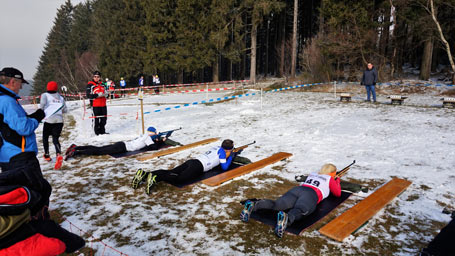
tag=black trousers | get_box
[152,159,203,183]
[74,142,126,156]
[43,122,64,155]
[421,218,455,256]
[92,106,107,135]
[0,152,52,217]
[253,186,319,225]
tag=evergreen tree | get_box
[69,1,95,91]
[92,0,121,78]
[33,0,73,94]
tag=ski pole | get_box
[335,160,356,178]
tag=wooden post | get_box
[260,87,263,110]
[139,88,145,134]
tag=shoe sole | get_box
[275,212,288,238]
[145,174,155,195]
[54,155,63,170]
[132,169,145,189]
[240,202,254,222]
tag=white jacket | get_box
[40,92,67,124]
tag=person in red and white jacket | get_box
[240,163,341,238]
[86,71,108,135]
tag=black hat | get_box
[0,67,29,84]
[221,139,234,150]
[93,71,101,76]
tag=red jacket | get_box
[0,234,66,256]
[91,84,106,107]
[0,186,66,255]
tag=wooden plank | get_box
[202,152,292,186]
[319,178,411,242]
[137,138,219,161]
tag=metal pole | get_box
[206,83,208,101]
[334,81,337,99]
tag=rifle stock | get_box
[225,141,256,158]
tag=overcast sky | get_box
[0,0,84,80]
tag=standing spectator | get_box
[361,63,378,102]
[40,81,67,170]
[154,74,160,94]
[109,79,115,99]
[87,71,109,135]
[120,77,126,97]
[86,71,101,108]
[0,67,52,219]
[139,75,144,92]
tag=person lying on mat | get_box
[132,139,250,195]
[64,126,181,160]
[240,163,341,238]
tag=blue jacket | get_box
[0,84,39,163]
[217,148,234,171]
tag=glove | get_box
[236,149,243,155]
[97,92,103,97]
[28,109,45,123]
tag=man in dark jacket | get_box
[361,63,378,102]
[0,67,52,219]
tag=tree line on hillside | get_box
[32,0,455,95]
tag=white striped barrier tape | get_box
[141,87,237,96]
[264,83,322,93]
[86,82,320,118]
[335,81,454,87]
[143,82,320,115]
[143,93,258,114]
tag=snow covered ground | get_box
[28,85,455,255]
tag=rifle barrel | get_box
[335,160,356,178]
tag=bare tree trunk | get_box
[429,0,455,83]
[250,24,257,84]
[178,68,184,84]
[241,14,247,80]
[419,36,433,80]
[280,12,286,77]
[213,55,219,82]
[291,0,298,78]
[265,18,270,78]
[389,0,397,78]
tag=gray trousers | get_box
[254,186,319,225]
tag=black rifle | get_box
[335,160,356,178]
[158,127,182,138]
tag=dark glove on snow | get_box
[28,109,45,123]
